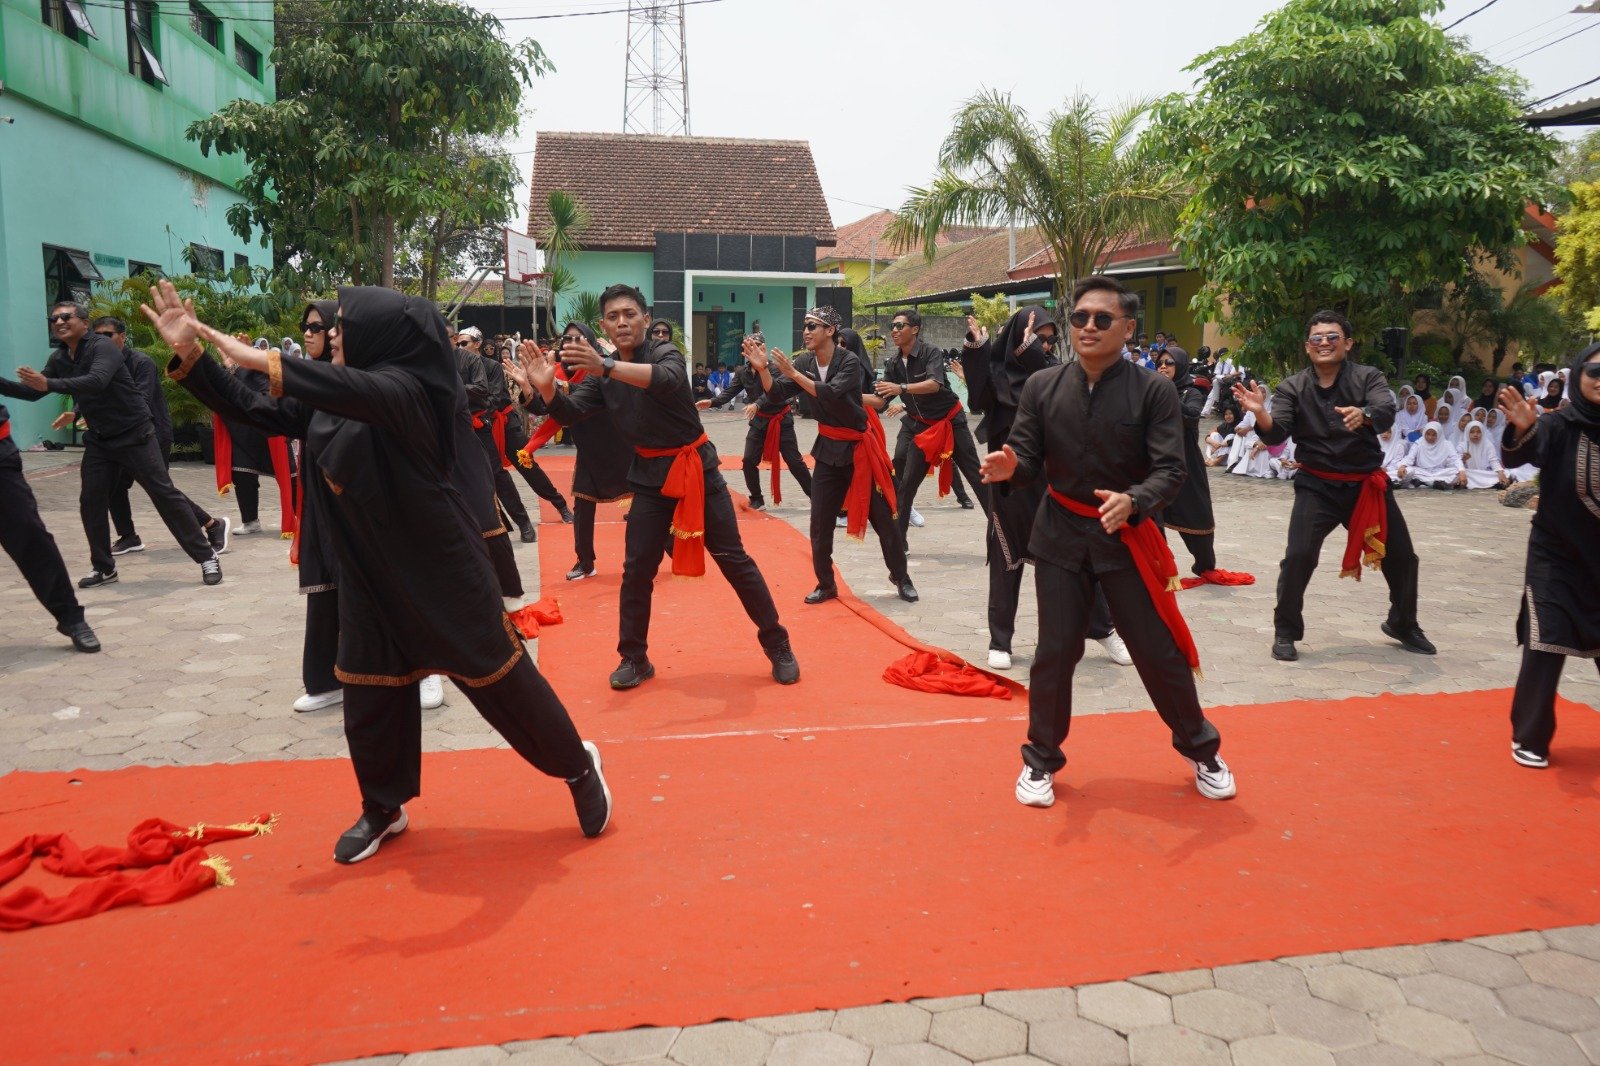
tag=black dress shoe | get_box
[560,507,575,524]
[1381,621,1437,655]
[519,525,537,543]
[748,498,766,511]
[767,641,800,684]
[958,498,975,510]
[58,620,101,653]
[609,657,655,690]
[897,579,920,604]
[333,806,408,864]
[804,585,838,605]
[1272,639,1298,662]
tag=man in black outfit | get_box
[752,307,917,605]
[877,309,987,534]
[981,275,1233,808]
[4,302,222,587]
[0,400,100,651]
[696,333,813,510]
[85,316,221,559]
[526,284,798,691]
[1233,310,1433,662]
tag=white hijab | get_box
[1433,403,1454,437]
[1462,422,1500,471]
[1394,395,1427,436]
[1448,411,1473,445]
[1379,429,1409,467]
[1405,423,1460,471]
[1485,408,1504,434]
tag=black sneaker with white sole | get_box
[206,515,232,555]
[78,569,118,589]
[1511,743,1549,769]
[110,534,144,556]
[566,564,597,581]
[333,806,408,864]
[567,740,612,838]
[609,657,655,690]
[201,556,223,585]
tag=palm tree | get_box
[539,189,592,315]
[886,91,1182,308]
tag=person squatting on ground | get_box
[696,331,813,511]
[144,279,611,863]
[1,301,224,588]
[523,283,799,692]
[1232,310,1433,663]
[1496,343,1600,770]
[980,275,1235,808]
[751,306,917,606]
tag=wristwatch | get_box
[1360,406,1374,423]
[601,356,615,378]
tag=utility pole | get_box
[623,1,691,136]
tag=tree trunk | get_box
[381,214,396,289]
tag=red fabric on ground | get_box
[883,650,1012,699]
[1180,569,1258,590]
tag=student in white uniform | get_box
[1397,422,1465,489]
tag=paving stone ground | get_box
[4,411,1598,1064]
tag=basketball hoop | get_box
[504,227,539,284]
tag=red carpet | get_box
[2,455,1598,1064]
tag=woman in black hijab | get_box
[1155,346,1253,587]
[144,280,611,863]
[1472,377,1499,413]
[1496,342,1600,769]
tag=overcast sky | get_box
[470,0,1598,237]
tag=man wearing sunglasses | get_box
[1233,311,1431,662]
[982,275,1233,809]
[875,309,988,536]
[2,301,221,587]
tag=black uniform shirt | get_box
[1254,359,1396,474]
[763,346,871,468]
[5,335,152,445]
[882,340,959,422]
[1006,358,1187,573]
[123,348,172,447]
[711,364,787,414]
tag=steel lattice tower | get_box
[622,1,690,136]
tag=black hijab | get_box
[1412,374,1432,400]
[301,300,337,361]
[1163,344,1198,391]
[837,327,868,361]
[562,320,601,351]
[335,285,463,471]
[991,305,1057,406]
[1558,342,1600,430]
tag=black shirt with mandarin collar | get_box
[763,346,871,469]
[882,339,960,422]
[1003,356,1187,574]
[1253,359,1396,474]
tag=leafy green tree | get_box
[1153,0,1556,371]
[189,0,549,289]
[1553,181,1600,333]
[970,292,1014,334]
[396,132,522,300]
[538,189,592,321]
[887,92,1181,306]
[1550,130,1600,211]
[1434,276,1575,372]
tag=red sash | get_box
[754,407,787,505]
[634,431,710,577]
[0,419,11,442]
[1298,466,1389,579]
[910,400,962,498]
[212,422,296,536]
[1049,489,1200,674]
[817,407,898,539]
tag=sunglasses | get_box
[650,328,670,337]
[802,322,826,332]
[1037,333,1058,347]
[1583,363,1600,380]
[302,322,327,334]
[889,322,911,331]
[48,312,77,324]
[1307,333,1344,345]
[1159,359,1177,368]
[1067,311,1120,330]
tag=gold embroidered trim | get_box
[167,344,205,382]
[1166,523,1215,536]
[483,526,507,539]
[267,350,284,397]
[573,491,634,504]
[332,616,526,689]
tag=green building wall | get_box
[557,251,654,326]
[0,0,273,446]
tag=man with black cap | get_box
[750,306,916,605]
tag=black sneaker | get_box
[897,579,920,604]
[566,564,597,581]
[559,506,575,525]
[519,524,537,543]
[110,534,144,556]
[1511,743,1549,769]
[748,498,766,511]
[609,657,655,690]
[57,620,100,653]
[958,498,975,510]
[333,806,408,864]
[1272,638,1298,662]
[1381,621,1436,655]
[804,585,838,605]
[201,556,223,586]
[78,569,118,589]
[567,741,612,838]
[206,515,231,555]
[768,641,800,685]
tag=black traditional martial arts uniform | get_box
[708,363,812,508]
[882,338,988,534]
[0,399,87,637]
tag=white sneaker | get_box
[236,519,262,535]
[1015,763,1055,808]
[988,649,1013,670]
[293,689,343,713]
[1097,631,1132,666]
[835,515,847,527]
[908,507,926,528]
[419,674,445,710]
[1187,755,1237,800]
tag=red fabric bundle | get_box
[1299,466,1389,579]
[508,597,563,639]
[634,432,710,577]
[883,651,1012,700]
[755,408,785,505]
[0,814,276,931]
[817,407,898,539]
[1178,568,1256,590]
[1051,490,1201,675]
[911,400,963,499]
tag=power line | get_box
[1529,73,1600,109]
[1480,10,1569,51]
[1443,0,1501,32]
[1503,19,1600,64]
[1487,17,1584,62]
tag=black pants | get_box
[302,588,339,695]
[342,654,590,813]
[81,433,214,574]
[486,529,524,600]
[1024,560,1220,773]
[809,459,908,590]
[1510,647,1600,756]
[0,448,84,628]
[1176,529,1217,576]
[574,497,598,569]
[949,458,974,507]
[109,436,209,539]
[1274,475,1418,642]
[895,415,989,536]
[987,527,1112,653]
[892,418,972,507]
[502,414,569,512]
[742,413,812,505]
[476,426,533,532]
[234,471,260,524]
[619,477,788,662]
